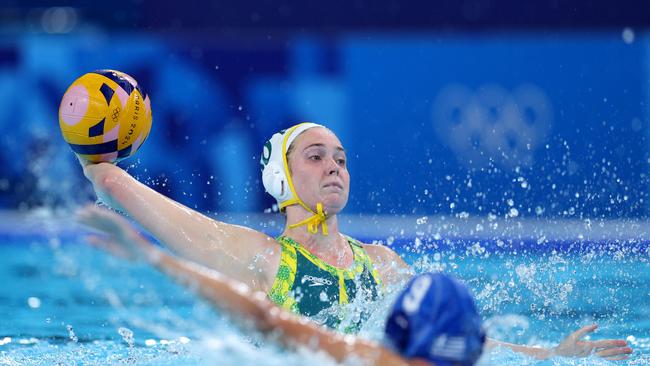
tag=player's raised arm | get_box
[82,163,280,292]
[60,70,280,292]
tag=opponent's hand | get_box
[77,204,149,262]
[553,324,632,361]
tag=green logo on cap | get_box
[260,140,272,170]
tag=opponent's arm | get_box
[149,245,413,365]
[266,310,415,366]
[486,325,632,361]
[82,162,279,292]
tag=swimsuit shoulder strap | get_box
[268,236,299,311]
[343,235,384,289]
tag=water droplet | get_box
[414,237,422,250]
[469,242,485,256]
[627,335,636,342]
[118,327,135,347]
[27,297,41,309]
[67,324,78,343]
[319,291,329,302]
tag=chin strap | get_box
[277,123,330,236]
[288,202,328,235]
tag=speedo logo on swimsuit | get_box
[301,275,333,287]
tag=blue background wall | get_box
[0,4,648,219]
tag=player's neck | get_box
[283,208,346,256]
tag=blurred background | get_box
[3,4,650,365]
[1,0,650,221]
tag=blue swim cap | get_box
[384,273,485,366]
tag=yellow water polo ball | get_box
[59,70,152,163]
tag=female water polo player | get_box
[78,123,632,360]
[81,123,410,332]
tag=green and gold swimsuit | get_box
[268,235,383,332]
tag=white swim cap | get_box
[260,122,323,207]
[260,122,330,235]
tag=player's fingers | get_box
[572,324,598,340]
[595,346,633,359]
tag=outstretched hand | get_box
[77,204,150,262]
[553,324,632,361]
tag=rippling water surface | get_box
[1,221,649,365]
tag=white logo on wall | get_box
[433,84,553,169]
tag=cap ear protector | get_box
[260,122,323,207]
[261,143,290,201]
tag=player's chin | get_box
[320,194,348,214]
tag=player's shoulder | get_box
[356,240,401,261]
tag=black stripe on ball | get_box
[69,140,118,155]
[93,70,143,97]
[88,118,105,137]
[99,83,114,104]
[117,145,132,159]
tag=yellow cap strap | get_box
[288,202,329,235]
[281,124,303,205]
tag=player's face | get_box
[287,128,350,214]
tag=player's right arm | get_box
[82,162,280,292]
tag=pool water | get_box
[1,239,344,366]
[406,240,650,365]
[1,215,650,365]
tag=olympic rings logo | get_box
[432,84,553,170]
[111,108,120,123]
